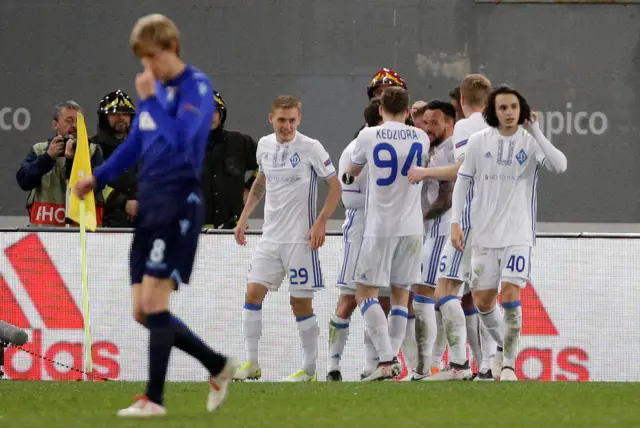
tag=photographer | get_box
[16,101,105,227]
[90,90,138,227]
[202,91,259,229]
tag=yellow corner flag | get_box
[68,113,97,231]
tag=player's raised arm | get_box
[409,163,461,184]
[139,67,214,149]
[525,112,568,174]
[76,117,142,197]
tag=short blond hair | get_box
[271,95,302,113]
[460,74,492,107]
[130,14,180,57]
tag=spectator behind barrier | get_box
[90,90,138,227]
[16,101,105,227]
[202,91,259,229]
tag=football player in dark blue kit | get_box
[74,14,238,418]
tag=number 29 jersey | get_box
[351,121,430,238]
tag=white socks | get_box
[413,295,437,374]
[400,316,418,371]
[438,295,467,366]
[363,330,379,373]
[432,306,447,367]
[297,314,319,376]
[479,305,505,349]
[360,298,394,362]
[328,313,350,372]
[242,303,263,364]
[479,321,497,374]
[464,308,483,372]
[388,305,409,357]
[502,301,522,368]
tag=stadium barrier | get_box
[0,228,638,382]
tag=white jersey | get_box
[424,137,455,237]
[452,111,489,230]
[458,127,546,248]
[257,132,336,243]
[452,111,489,163]
[351,121,430,238]
[338,139,367,242]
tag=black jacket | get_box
[202,127,258,228]
[89,129,138,228]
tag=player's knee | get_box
[461,292,475,310]
[245,282,268,305]
[336,294,357,319]
[500,280,522,302]
[290,294,313,318]
[472,290,497,313]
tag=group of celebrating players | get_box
[72,13,568,418]
[232,68,568,384]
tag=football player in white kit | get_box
[400,100,457,380]
[233,95,342,382]
[409,74,497,380]
[451,85,567,381]
[347,87,430,381]
[327,99,387,381]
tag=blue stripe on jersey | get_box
[531,165,540,245]
[430,216,440,238]
[461,178,475,229]
[308,169,319,287]
[338,210,356,284]
[428,236,446,284]
[450,228,470,278]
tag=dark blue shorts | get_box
[129,189,204,288]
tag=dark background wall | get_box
[1,0,638,222]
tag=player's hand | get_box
[408,166,429,184]
[47,136,65,159]
[234,217,249,246]
[308,218,326,250]
[73,176,97,200]
[523,111,540,132]
[135,62,156,100]
[450,223,465,252]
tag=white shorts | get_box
[436,228,472,283]
[418,235,448,287]
[354,235,422,290]
[247,240,323,293]
[337,240,390,297]
[470,246,532,291]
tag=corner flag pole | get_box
[79,198,93,379]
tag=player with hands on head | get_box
[450,85,567,381]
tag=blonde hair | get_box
[130,14,180,57]
[271,95,302,113]
[460,74,492,107]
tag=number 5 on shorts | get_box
[289,268,309,285]
[506,255,526,273]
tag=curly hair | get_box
[483,85,532,128]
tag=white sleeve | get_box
[450,138,477,224]
[339,147,365,209]
[309,141,337,179]
[256,140,264,173]
[529,123,568,174]
[350,130,368,166]
[452,123,471,163]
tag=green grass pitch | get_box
[2,381,640,427]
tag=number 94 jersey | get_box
[351,122,430,238]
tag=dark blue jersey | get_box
[94,65,214,201]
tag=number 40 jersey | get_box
[351,121,430,238]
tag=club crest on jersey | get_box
[290,152,301,168]
[515,149,528,165]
